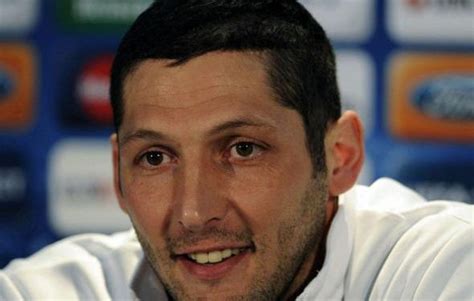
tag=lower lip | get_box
[178,251,250,281]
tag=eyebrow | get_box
[119,117,276,147]
[119,129,169,147]
[207,117,276,136]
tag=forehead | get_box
[122,51,274,111]
[118,51,307,142]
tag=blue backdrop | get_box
[0,0,473,268]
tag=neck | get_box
[284,239,326,300]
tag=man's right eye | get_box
[138,151,172,168]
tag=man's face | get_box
[113,52,331,300]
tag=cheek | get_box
[121,173,173,239]
[227,155,313,232]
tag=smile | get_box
[186,248,244,264]
[177,246,253,280]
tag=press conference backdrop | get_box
[0,0,473,268]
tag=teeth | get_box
[222,249,232,259]
[208,251,222,263]
[186,248,242,264]
[196,253,208,264]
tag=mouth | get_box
[174,245,254,280]
[185,247,247,264]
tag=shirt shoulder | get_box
[0,230,142,300]
[368,204,473,300]
[343,178,474,300]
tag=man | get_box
[1,0,472,300]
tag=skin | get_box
[111,51,364,300]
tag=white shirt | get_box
[298,178,473,301]
[1,178,473,300]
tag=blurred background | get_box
[0,0,473,268]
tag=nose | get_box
[173,159,228,232]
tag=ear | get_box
[111,133,128,213]
[325,111,365,197]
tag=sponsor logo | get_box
[388,53,474,141]
[57,0,152,31]
[300,0,374,42]
[75,54,114,125]
[0,0,38,33]
[48,139,130,235]
[387,0,474,44]
[62,178,113,204]
[412,75,473,121]
[0,44,35,128]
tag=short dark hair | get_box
[110,0,341,170]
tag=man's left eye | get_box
[229,142,263,159]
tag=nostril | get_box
[178,220,202,232]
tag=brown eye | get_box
[139,151,172,167]
[145,151,164,165]
[229,142,263,160]
[235,143,254,157]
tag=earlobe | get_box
[110,133,128,213]
[325,111,365,196]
